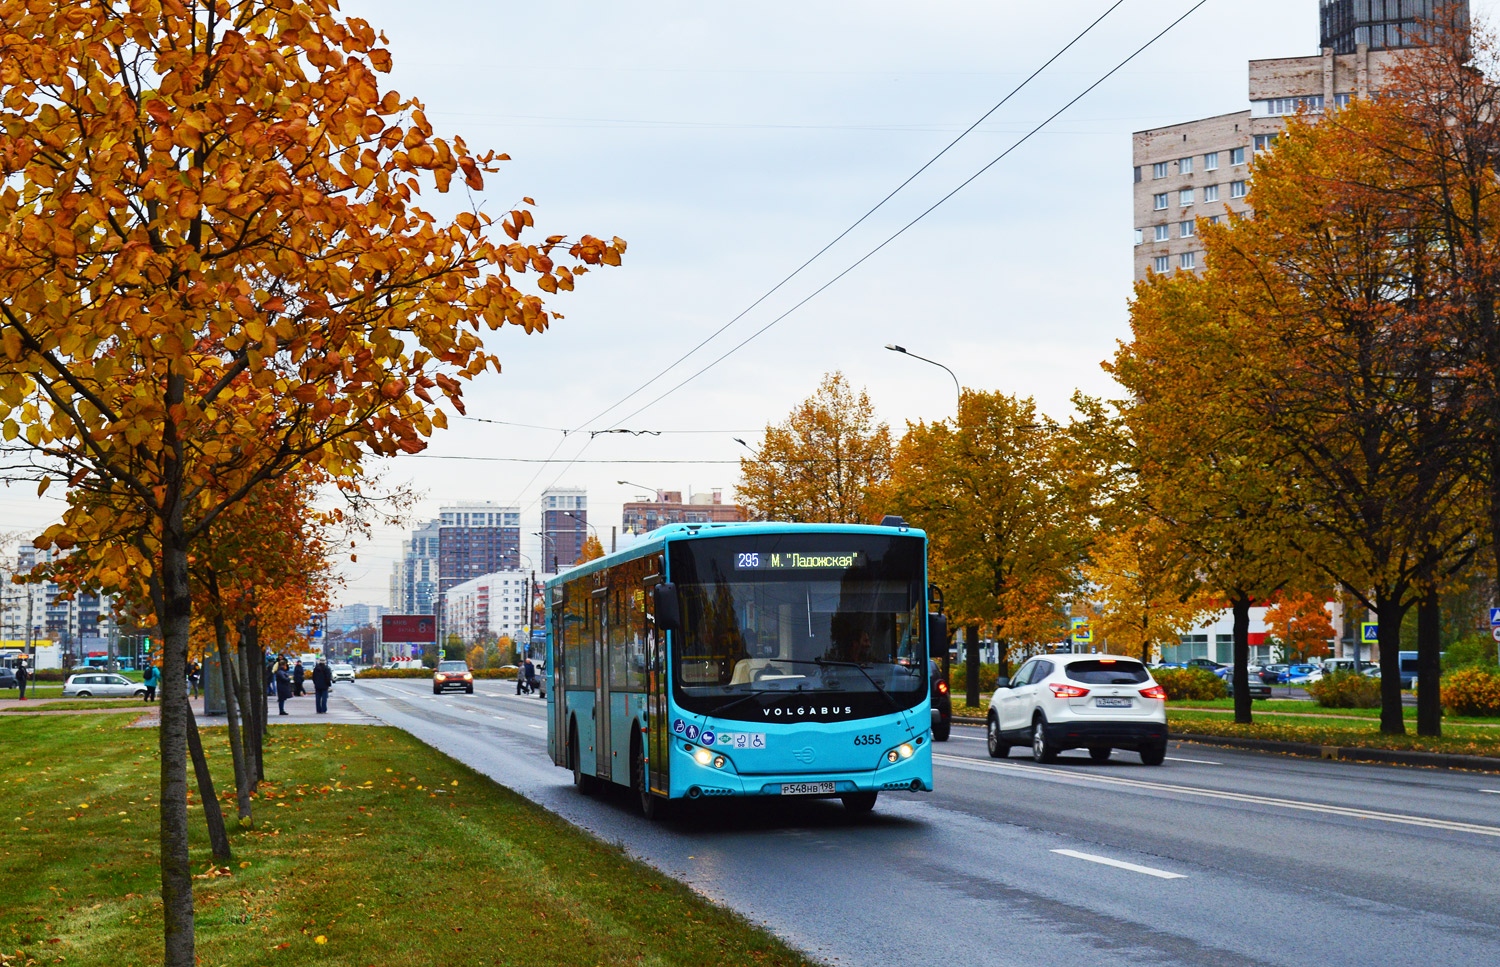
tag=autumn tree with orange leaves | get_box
[0,3,623,963]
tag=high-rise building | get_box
[443,570,533,647]
[621,488,744,536]
[437,502,520,599]
[540,487,587,571]
[1131,1,1467,281]
[396,520,441,615]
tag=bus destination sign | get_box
[733,551,866,571]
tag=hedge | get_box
[1151,667,1227,701]
[356,667,518,680]
[1305,671,1380,708]
[1442,667,1500,717]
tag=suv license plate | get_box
[1095,697,1132,708]
[780,782,836,796]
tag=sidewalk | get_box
[0,690,381,726]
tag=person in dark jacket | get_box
[292,660,306,697]
[15,661,28,701]
[522,657,538,696]
[274,660,293,715]
[142,663,159,702]
[311,657,333,714]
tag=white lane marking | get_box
[526,723,543,729]
[1164,756,1221,765]
[933,752,1500,838]
[1481,790,1500,795]
[1051,849,1186,880]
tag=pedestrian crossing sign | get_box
[1071,617,1091,645]
[1361,622,1378,643]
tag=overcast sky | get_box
[6,0,1498,607]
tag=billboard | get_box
[382,615,436,643]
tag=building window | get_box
[1253,133,1278,154]
[1203,184,1219,203]
[1134,166,1142,183]
[1134,228,1144,245]
[1230,146,1246,165]
[1230,180,1247,198]
[1179,188,1194,206]
[1180,251,1197,269]
[1154,224,1170,242]
[1180,220,1194,238]
[1334,92,1353,108]
[1178,156,1193,174]
[1204,151,1219,171]
[1153,162,1169,179]
[1152,255,1170,273]
[1153,193,1168,211]
[1252,95,1324,117]
[1210,214,1224,225]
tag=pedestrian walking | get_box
[516,656,527,695]
[274,660,293,715]
[522,657,537,696]
[188,661,201,700]
[311,656,332,714]
[14,661,28,701]
[292,660,306,697]
[142,663,159,702]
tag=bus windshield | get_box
[669,534,927,721]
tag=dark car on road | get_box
[0,667,16,690]
[929,660,951,742]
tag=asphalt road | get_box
[340,679,1500,967]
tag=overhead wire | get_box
[564,0,1127,437]
[607,0,1212,427]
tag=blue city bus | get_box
[545,519,947,818]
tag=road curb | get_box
[951,716,1500,773]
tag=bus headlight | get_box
[693,748,713,766]
[886,743,915,764]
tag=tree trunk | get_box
[1416,589,1442,737]
[964,623,980,709]
[1231,591,1252,725]
[214,612,253,824]
[184,704,233,865]
[248,617,267,782]
[1376,590,1408,736]
[232,627,260,790]
[158,529,195,966]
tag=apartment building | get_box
[1131,0,1465,281]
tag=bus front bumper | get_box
[670,743,933,799]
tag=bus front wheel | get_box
[570,722,596,795]
[633,739,671,821]
[840,791,877,813]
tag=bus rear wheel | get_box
[840,791,877,813]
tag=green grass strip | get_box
[0,715,816,967]
[1168,709,1500,757]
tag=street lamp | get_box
[534,531,558,574]
[563,511,598,540]
[885,344,961,413]
[616,479,660,499]
[732,437,758,456]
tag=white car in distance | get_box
[986,654,1169,765]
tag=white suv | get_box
[986,654,1168,765]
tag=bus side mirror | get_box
[928,614,949,655]
[653,584,683,634]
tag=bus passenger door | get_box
[550,596,566,767]
[593,585,610,780]
[644,575,667,795]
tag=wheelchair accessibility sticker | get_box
[703,732,767,750]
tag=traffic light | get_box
[142,636,151,653]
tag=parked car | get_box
[62,672,146,698]
[0,667,16,690]
[330,663,356,683]
[1212,667,1273,700]
[1258,663,1289,684]
[1322,658,1378,675]
[1184,658,1226,671]
[985,654,1168,765]
[1278,663,1319,684]
[929,660,951,742]
[433,660,473,695]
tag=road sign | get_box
[1491,626,1500,644]
[1490,608,1500,627]
[1361,622,1379,644]
[1070,617,1091,645]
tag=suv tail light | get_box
[936,680,949,694]
[1140,685,1167,700]
[1048,683,1090,698]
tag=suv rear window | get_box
[1066,660,1150,685]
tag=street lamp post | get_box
[535,531,558,575]
[885,344,961,414]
